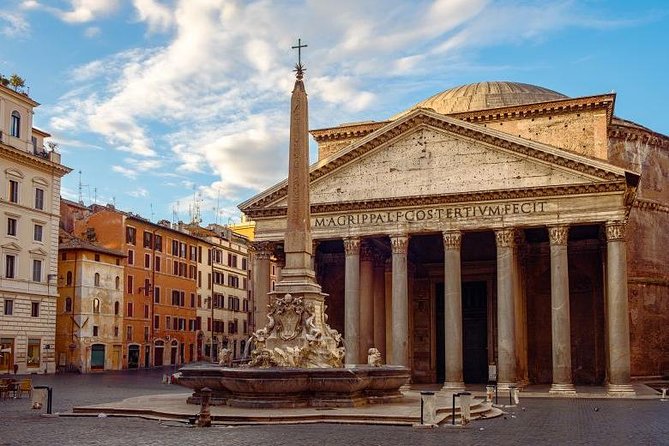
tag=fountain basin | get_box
[174,364,410,408]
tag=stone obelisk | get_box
[249,44,345,368]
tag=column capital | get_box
[548,225,569,246]
[605,221,627,241]
[495,228,516,248]
[251,241,273,260]
[390,234,409,254]
[343,237,361,256]
[442,230,462,250]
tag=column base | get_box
[439,382,465,394]
[549,383,576,395]
[607,383,636,397]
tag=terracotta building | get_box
[0,83,71,374]
[56,231,125,372]
[241,81,668,395]
[61,203,200,369]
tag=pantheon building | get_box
[240,81,668,394]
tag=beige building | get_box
[56,233,125,372]
[241,81,668,394]
[0,83,71,374]
[188,224,251,361]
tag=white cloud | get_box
[112,165,137,179]
[0,11,29,37]
[132,0,174,33]
[84,26,101,38]
[128,187,149,197]
[58,0,120,23]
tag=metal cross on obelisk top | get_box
[292,38,307,78]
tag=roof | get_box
[59,235,126,257]
[392,81,567,119]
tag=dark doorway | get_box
[435,282,445,383]
[462,281,488,383]
[154,347,164,366]
[128,345,139,368]
[90,344,105,370]
[144,346,150,368]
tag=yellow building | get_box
[0,82,71,374]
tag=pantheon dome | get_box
[393,81,568,118]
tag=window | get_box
[127,275,134,294]
[93,298,100,313]
[65,297,72,312]
[127,302,133,317]
[154,234,163,252]
[126,326,133,341]
[31,302,39,317]
[126,227,136,244]
[144,253,151,269]
[94,254,100,262]
[10,111,20,138]
[242,257,247,270]
[3,299,13,315]
[190,293,195,308]
[115,276,120,290]
[144,326,149,341]
[7,218,17,236]
[154,315,160,329]
[153,286,160,304]
[143,278,151,297]
[93,326,99,337]
[27,339,40,368]
[9,180,19,203]
[34,188,44,210]
[155,256,161,272]
[127,250,134,265]
[166,316,171,329]
[144,304,149,318]
[114,301,120,315]
[32,259,42,282]
[114,326,119,337]
[143,231,153,248]
[66,271,73,285]
[94,272,100,286]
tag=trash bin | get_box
[32,387,47,410]
[419,391,436,425]
[459,392,472,425]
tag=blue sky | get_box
[1,0,667,226]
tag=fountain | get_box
[174,43,410,408]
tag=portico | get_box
[241,93,642,394]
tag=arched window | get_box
[66,271,73,285]
[65,297,72,312]
[10,111,20,137]
[115,276,120,290]
[94,272,100,287]
[114,301,120,315]
[93,298,100,313]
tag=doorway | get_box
[462,281,488,383]
[91,344,105,370]
[128,345,139,368]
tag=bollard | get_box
[508,385,517,406]
[661,388,668,402]
[32,386,53,415]
[197,387,212,427]
[459,392,472,425]
[511,386,520,405]
[419,391,436,425]
[485,385,495,402]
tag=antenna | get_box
[214,189,221,226]
[150,203,154,221]
[172,201,179,224]
[78,170,89,205]
[93,187,97,205]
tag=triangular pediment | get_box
[240,109,636,216]
[1,242,21,251]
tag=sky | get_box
[1,0,667,226]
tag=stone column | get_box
[373,253,387,361]
[605,221,635,395]
[514,231,529,386]
[548,225,576,394]
[495,229,517,388]
[442,230,464,391]
[390,234,409,367]
[343,237,361,365]
[359,242,375,362]
[252,241,273,331]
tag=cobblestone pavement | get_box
[1,369,667,446]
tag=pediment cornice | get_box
[241,108,634,214]
[246,181,628,219]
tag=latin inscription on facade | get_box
[314,201,548,228]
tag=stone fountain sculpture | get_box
[174,46,409,408]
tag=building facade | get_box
[241,81,668,394]
[56,233,125,372]
[0,83,70,374]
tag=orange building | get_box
[61,202,199,369]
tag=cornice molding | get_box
[608,123,669,150]
[242,110,630,214]
[0,143,71,176]
[633,198,669,214]
[245,181,627,219]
